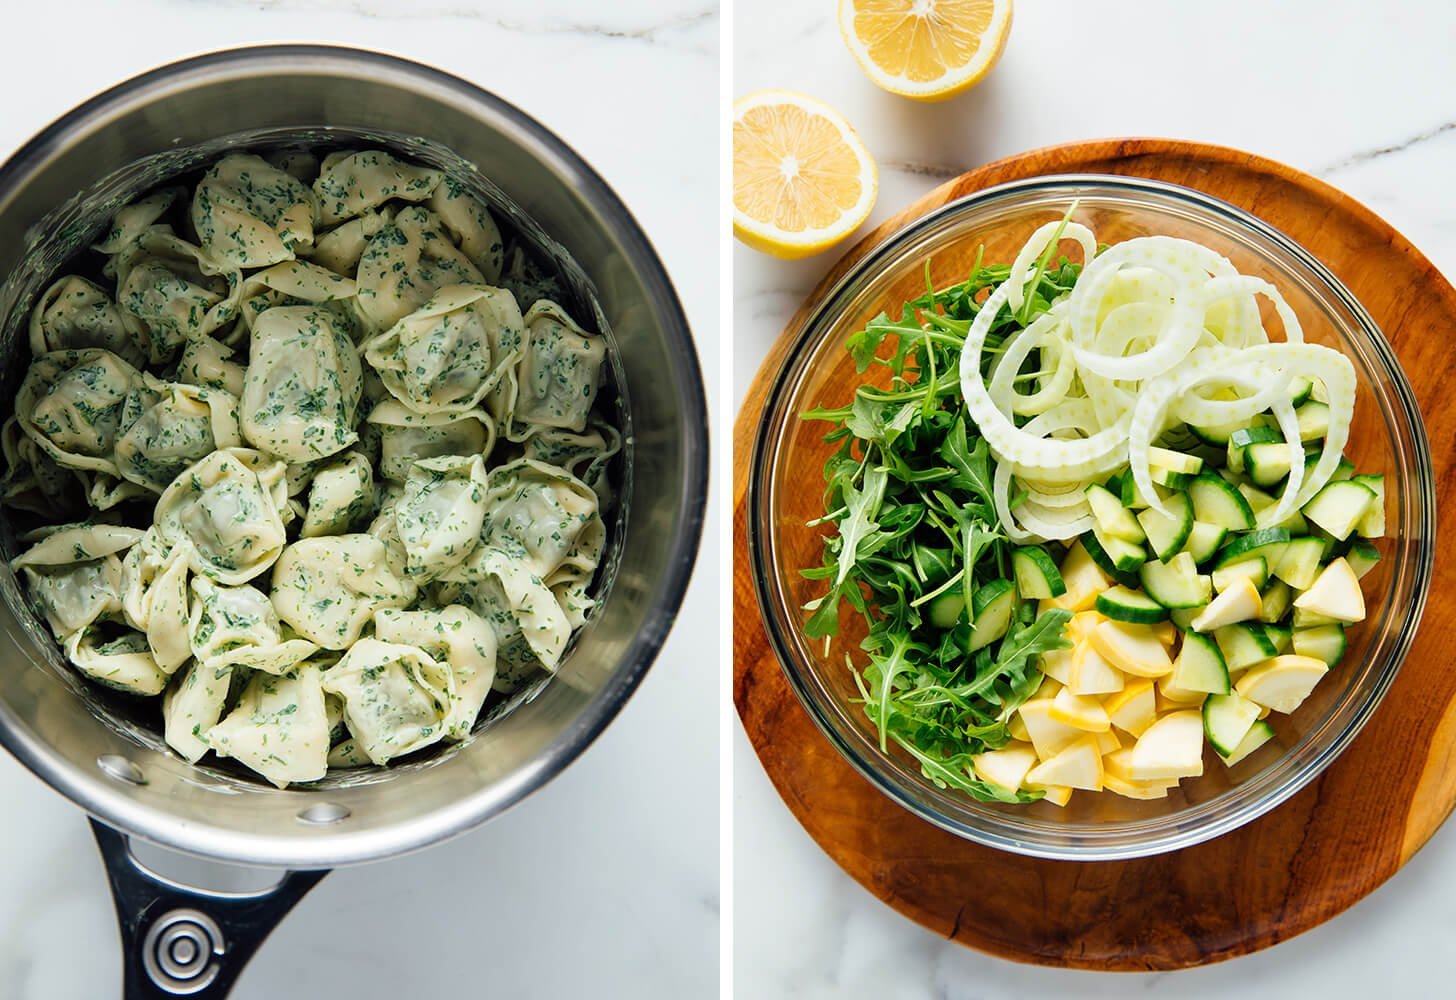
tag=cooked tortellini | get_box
[192,154,318,269]
[239,305,362,462]
[3,147,616,787]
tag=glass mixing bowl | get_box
[746,176,1435,860]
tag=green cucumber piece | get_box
[1244,442,1293,487]
[1136,493,1194,563]
[1238,481,1276,513]
[1204,692,1262,755]
[1273,536,1325,590]
[1139,552,1212,609]
[1292,624,1347,666]
[1086,484,1146,543]
[1189,473,1255,532]
[1346,539,1381,578]
[1174,630,1231,695]
[1287,375,1314,407]
[1214,622,1277,672]
[1215,527,1292,569]
[1351,474,1385,539]
[1302,480,1376,540]
[1095,585,1170,624]
[1152,467,1196,490]
[1258,579,1294,624]
[1330,458,1356,482]
[1011,546,1066,600]
[1220,719,1276,766]
[1212,556,1268,594]
[1296,400,1330,441]
[1086,527,1147,576]
[1292,606,1341,629]
[1170,606,1205,631]
[1148,446,1203,475]
[928,592,966,630]
[1264,622,1293,654]
[1181,521,1228,566]
[968,579,1017,652]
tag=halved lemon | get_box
[732,91,877,260]
[839,0,1013,102]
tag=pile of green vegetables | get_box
[802,251,1083,803]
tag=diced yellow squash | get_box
[1042,786,1077,809]
[1050,541,1112,612]
[1130,710,1206,781]
[1008,712,1031,742]
[1089,621,1174,677]
[1068,644,1124,695]
[1025,735,1104,791]
[1234,654,1329,713]
[1034,674,1063,701]
[1103,679,1158,738]
[1292,558,1366,623]
[1157,673,1209,706]
[1151,620,1178,647]
[1016,700,1085,759]
[1103,772,1175,800]
[1038,647,1075,685]
[1095,728,1123,755]
[1049,687,1111,732]
[972,744,1038,793]
[1190,577,1262,632]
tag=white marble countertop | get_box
[0,2,718,998]
[734,0,1456,996]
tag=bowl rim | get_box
[747,172,1435,860]
[0,44,710,868]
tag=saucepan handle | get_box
[90,820,328,999]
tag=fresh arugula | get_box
[801,251,1082,802]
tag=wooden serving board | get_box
[733,138,1456,970]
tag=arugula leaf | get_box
[834,464,887,586]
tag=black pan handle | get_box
[90,820,328,999]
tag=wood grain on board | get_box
[733,139,1456,970]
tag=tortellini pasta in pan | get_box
[3,147,618,787]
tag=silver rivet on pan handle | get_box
[141,909,226,994]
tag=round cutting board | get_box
[733,138,1456,970]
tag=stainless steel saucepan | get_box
[0,45,707,998]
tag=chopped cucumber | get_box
[1189,473,1255,531]
[1292,606,1342,628]
[1203,692,1262,756]
[1087,484,1146,543]
[1330,457,1356,482]
[1139,551,1212,609]
[1170,606,1205,631]
[1119,473,1167,511]
[928,592,966,630]
[968,579,1017,652]
[1237,481,1276,513]
[1258,579,1294,624]
[1244,441,1293,487]
[1350,474,1385,539]
[1095,585,1170,624]
[1136,492,1194,563]
[1086,527,1147,579]
[1215,527,1292,571]
[1148,446,1203,476]
[1264,622,1293,654]
[1296,400,1330,441]
[1173,630,1230,695]
[1287,375,1314,407]
[1346,539,1381,578]
[1214,622,1277,672]
[1219,718,1276,766]
[1180,521,1228,565]
[1012,546,1066,600]
[1212,556,1268,594]
[1302,480,1376,540]
[1273,536,1325,590]
[1292,623,1347,666]
[1152,466,1196,490]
